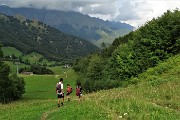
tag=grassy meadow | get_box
[1,46,22,56]
[0,55,180,120]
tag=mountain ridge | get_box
[0,5,134,45]
[0,13,99,63]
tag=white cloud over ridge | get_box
[0,0,179,28]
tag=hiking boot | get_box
[61,102,63,106]
[58,103,60,107]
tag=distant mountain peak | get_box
[0,13,99,62]
[0,5,134,46]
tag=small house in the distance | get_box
[64,64,71,68]
[21,72,33,75]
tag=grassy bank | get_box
[0,55,180,120]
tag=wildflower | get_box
[124,113,128,116]
[119,116,123,118]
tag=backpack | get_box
[76,87,80,96]
[67,86,72,93]
[56,83,61,93]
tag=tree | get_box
[0,44,25,103]
[73,9,180,93]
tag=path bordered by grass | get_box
[1,55,180,120]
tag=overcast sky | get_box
[0,0,180,28]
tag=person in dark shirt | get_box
[56,78,64,107]
[66,84,72,101]
[76,83,82,103]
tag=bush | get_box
[0,45,25,103]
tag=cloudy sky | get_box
[0,0,180,28]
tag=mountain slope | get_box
[0,13,99,62]
[0,5,134,45]
[0,55,179,120]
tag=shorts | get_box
[57,93,64,98]
[77,93,82,98]
[66,92,71,96]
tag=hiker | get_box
[66,84,73,101]
[76,83,82,102]
[56,78,64,107]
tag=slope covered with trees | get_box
[0,5,134,45]
[0,45,25,103]
[73,9,180,92]
[0,13,99,63]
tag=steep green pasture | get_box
[22,70,78,99]
[0,68,79,120]
[96,29,131,46]
[0,55,180,120]
[48,66,71,75]
[33,54,180,119]
[4,61,66,75]
[2,46,57,65]
[1,46,22,56]
[4,61,29,74]
[22,52,56,65]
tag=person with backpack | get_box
[56,78,64,107]
[66,84,73,101]
[76,83,82,103]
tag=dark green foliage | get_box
[0,13,99,63]
[110,10,180,80]
[86,54,105,80]
[30,65,54,74]
[19,64,54,75]
[73,9,180,93]
[9,74,25,100]
[73,58,90,73]
[0,45,25,103]
[108,9,180,82]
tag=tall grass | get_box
[0,55,180,120]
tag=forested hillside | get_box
[0,13,99,63]
[0,5,134,45]
[73,9,180,92]
[0,44,25,103]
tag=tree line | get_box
[73,9,180,93]
[0,44,25,103]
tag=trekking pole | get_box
[3,93,5,104]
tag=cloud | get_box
[113,0,180,27]
[115,1,141,21]
[80,2,116,15]
[0,0,115,11]
[0,0,179,28]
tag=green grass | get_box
[2,46,62,72]
[4,60,67,75]
[22,52,44,63]
[22,52,57,65]
[4,61,29,74]
[22,71,78,99]
[1,46,22,56]
[95,29,131,46]
[0,68,79,120]
[0,99,56,120]
[48,66,71,75]
[47,100,109,120]
[0,55,180,120]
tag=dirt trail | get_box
[41,107,59,120]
